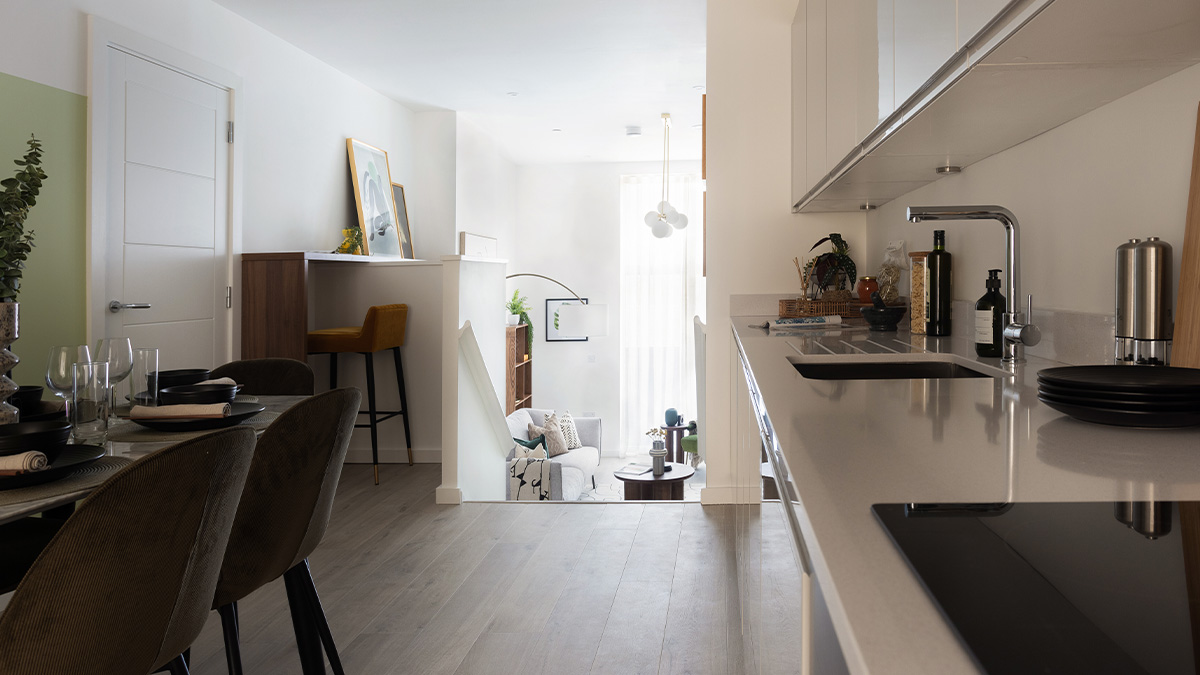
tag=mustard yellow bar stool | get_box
[307,304,412,484]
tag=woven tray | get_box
[779,298,857,319]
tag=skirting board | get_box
[344,447,441,464]
[701,485,763,505]
[435,486,463,504]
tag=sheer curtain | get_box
[618,173,705,457]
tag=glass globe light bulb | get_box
[666,211,681,226]
[644,211,660,227]
[651,220,672,238]
[657,200,673,214]
[672,213,689,229]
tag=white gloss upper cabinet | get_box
[958,0,1011,47]
[894,0,957,109]
[860,0,895,135]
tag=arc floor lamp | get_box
[505,273,609,337]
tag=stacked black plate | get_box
[1037,365,1200,428]
[0,419,73,464]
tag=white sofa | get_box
[505,408,601,501]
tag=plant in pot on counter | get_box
[505,290,534,355]
[802,233,856,301]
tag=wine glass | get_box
[95,337,133,413]
[46,345,92,415]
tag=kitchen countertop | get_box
[732,317,1200,674]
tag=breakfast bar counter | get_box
[732,317,1200,674]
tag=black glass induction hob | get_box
[873,501,1200,675]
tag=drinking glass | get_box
[96,337,133,413]
[46,345,92,411]
[72,361,109,444]
[131,347,159,407]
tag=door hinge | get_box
[226,286,232,309]
[226,121,234,144]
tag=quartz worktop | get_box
[731,317,1200,674]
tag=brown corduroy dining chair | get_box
[0,426,257,675]
[211,357,315,396]
[307,303,413,483]
[211,387,360,675]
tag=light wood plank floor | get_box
[187,464,805,675]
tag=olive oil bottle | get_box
[925,230,952,336]
[975,269,1005,357]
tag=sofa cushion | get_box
[554,411,582,450]
[515,435,544,449]
[506,410,534,440]
[553,445,599,485]
[529,416,568,457]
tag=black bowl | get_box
[152,368,211,393]
[0,419,72,455]
[159,383,238,405]
[20,400,67,423]
[859,305,907,331]
[10,385,43,413]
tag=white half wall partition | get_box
[437,256,510,504]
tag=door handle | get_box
[109,301,152,313]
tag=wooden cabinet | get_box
[505,324,532,414]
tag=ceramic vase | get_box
[0,302,19,424]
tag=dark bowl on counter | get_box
[19,400,67,423]
[10,385,43,413]
[159,383,238,405]
[0,419,72,462]
[860,305,907,331]
[152,368,211,393]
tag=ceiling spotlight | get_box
[693,85,706,92]
[506,91,519,97]
[626,126,642,137]
[935,165,962,175]
[691,123,703,129]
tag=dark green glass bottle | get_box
[974,269,1005,357]
[925,230,952,336]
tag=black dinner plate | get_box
[128,402,267,432]
[1037,365,1200,394]
[153,368,211,393]
[18,400,68,423]
[159,383,238,405]
[1037,389,1200,411]
[0,444,106,491]
[1038,394,1200,428]
[0,420,73,453]
[1036,380,1200,402]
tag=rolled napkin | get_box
[196,377,238,386]
[130,403,232,419]
[0,451,49,474]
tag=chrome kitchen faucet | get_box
[906,205,1041,362]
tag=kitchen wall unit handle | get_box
[108,301,152,313]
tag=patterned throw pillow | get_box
[552,411,583,450]
[529,416,569,457]
[513,436,547,460]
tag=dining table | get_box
[0,395,308,527]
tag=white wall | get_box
[456,114,519,259]
[0,0,424,254]
[706,0,866,503]
[510,161,700,455]
[865,61,1200,318]
[414,110,458,259]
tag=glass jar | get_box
[855,276,879,303]
[909,252,930,334]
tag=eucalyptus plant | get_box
[0,136,45,302]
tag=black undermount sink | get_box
[793,360,992,380]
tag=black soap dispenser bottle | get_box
[975,269,1005,357]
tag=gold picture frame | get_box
[346,138,402,256]
[391,182,415,259]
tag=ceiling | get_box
[212,0,707,165]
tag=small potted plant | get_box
[0,136,46,423]
[505,290,533,355]
[802,233,856,301]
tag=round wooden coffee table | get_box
[614,462,696,500]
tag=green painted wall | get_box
[0,71,86,387]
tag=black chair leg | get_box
[363,351,380,485]
[166,655,190,675]
[219,602,244,675]
[293,559,346,675]
[328,353,337,391]
[392,346,413,466]
[284,565,327,675]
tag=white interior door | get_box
[104,48,231,370]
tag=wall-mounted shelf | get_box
[794,0,1200,213]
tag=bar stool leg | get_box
[392,347,413,466]
[218,602,244,675]
[363,352,380,485]
[328,353,337,392]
